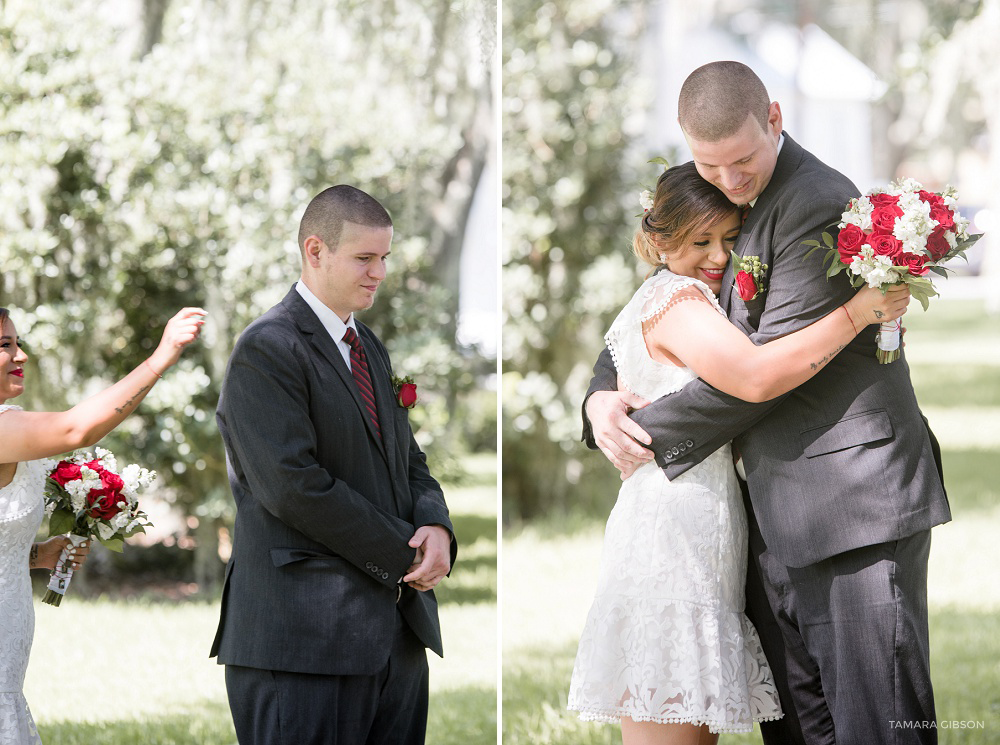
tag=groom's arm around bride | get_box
[211,184,456,745]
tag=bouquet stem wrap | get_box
[876,319,902,364]
[42,533,89,606]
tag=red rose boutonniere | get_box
[731,253,768,302]
[391,374,418,409]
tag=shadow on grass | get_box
[941,449,1000,514]
[38,701,236,745]
[38,685,498,745]
[437,512,498,606]
[427,685,497,745]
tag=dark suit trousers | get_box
[741,483,937,745]
[225,610,429,745]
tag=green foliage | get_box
[0,0,495,565]
[502,0,652,521]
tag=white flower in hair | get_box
[639,190,654,212]
[657,252,668,264]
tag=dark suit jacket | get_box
[584,134,949,568]
[211,286,456,675]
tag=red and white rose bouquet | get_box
[805,178,981,362]
[40,447,155,605]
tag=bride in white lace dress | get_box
[568,163,910,744]
[0,305,205,744]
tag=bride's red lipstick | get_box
[9,369,23,378]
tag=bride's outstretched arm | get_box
[0,307,205,462]
[645,284,909,403]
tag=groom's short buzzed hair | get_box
[678,61,771,141]
[298,185,392,254]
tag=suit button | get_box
[679,443,687,451]
[671,447,680,455]
[686,439,694,447]
[365,562,374,570]
[371,565,379,573]
[665,452,674,460]
[382,572,389,580]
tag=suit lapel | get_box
[721,132,802,315]
[283,290,389,462]
[358,324,399,481]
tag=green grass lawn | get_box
[25,453,498,745]
[503,298,1000,744]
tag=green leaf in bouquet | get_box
[48,508,76,536]
[123,523,147,538]
[905,277,938,312]
[99,534,126,553]
[821,231,835,248]
[647,157,671,168]
[826,261,845,279]
[927,266,950,278]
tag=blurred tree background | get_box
[502,0,998,524]
[0,0,497,591]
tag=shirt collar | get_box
[295,280,356,342]
[749,133,785,209]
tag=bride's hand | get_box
[31,537,91,571]
[846,284,910,328]
[147,307,207,374]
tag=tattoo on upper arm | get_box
[29,543,38,568]
[114,385,150,414]
[809,344,847,371]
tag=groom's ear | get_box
[302,235,325,267]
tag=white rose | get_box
[639,190,654,212]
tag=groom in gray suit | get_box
[212,185,456,744]
[585,62,948,744]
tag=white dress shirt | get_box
[295,280,356,371]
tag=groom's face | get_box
[684,103,782,206]
[314,222,394,322]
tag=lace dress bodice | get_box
[0,404,45,744]
[605,271,735,493]
[568,272,781,732]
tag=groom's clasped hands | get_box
[404,524,452,592]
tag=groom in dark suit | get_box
[212,185,456,744]
[585,62,948,744]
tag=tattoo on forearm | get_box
[115,385,150,414]
[873,310,884,319]
[29,543,38,568]
[809,344,847,371]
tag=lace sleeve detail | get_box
[639,275,723,323]
[0,404,23,416]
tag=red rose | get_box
[837,224,865,263]
[899,252,929,277]
[735,271,758,302]
[86,488,123,520]
[927,227,951,261]
[869,193,899,207]
[50,461,82,486]
[869,233,903,260]
[397,382,418,409]
[919,190,944,208]
[929,204,955,231]
[871,205,903,234]
[100,469,125,493]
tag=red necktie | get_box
[741,204,751,226]
[342,327,381,440]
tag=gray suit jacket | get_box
[584,134,949,568]
[211,286,456,675]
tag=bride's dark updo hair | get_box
[633,161,739,269]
